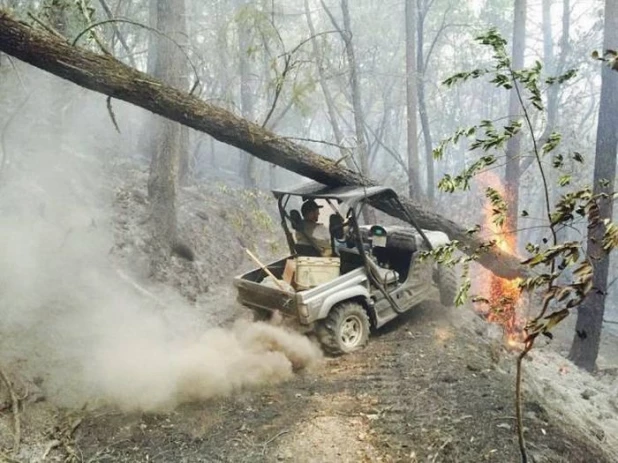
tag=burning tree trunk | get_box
[474,173,525,344]
[569,0,618,372]
[0,9,525,279]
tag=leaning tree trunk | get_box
[0,9,525,279]
[569,0,618,372]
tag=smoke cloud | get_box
[0,73,321,412]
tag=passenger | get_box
[296,200,332,256]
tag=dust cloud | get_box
[0,73,321,413]
[90,320,322,411]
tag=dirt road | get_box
[71,300,610,463]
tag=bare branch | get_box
[72,18,201,95]
[97,0,137,68]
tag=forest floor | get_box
[1,162,618,463]
[3,295,617,463]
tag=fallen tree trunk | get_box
[0,10,524,279]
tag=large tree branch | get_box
[0,10,525,279]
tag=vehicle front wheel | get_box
[316,302,370,355]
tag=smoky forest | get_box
[0,0,618,462]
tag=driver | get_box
[296,200,332,256]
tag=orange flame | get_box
[475,172,524,348]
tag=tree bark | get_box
[504,0,526,245]
[0,9,525,279]
[405,0,422,200]
[147,0,189,256]
[569,0,618,372]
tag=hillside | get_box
[1,156,617,463]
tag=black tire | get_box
[316,302,370,355]
[437,265,457,306]
[252,308,272,322]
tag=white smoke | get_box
[0,71,321,412]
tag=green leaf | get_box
[558,175,572,187]
[542,132,561,155]
[466,224,481,235]
[521,253,546,267]
[455,278,471,307]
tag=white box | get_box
[294,256,340,290]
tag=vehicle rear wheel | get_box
[316,302,370,355]
[252,308,272,322]
[437,265,457,307]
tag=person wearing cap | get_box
[296,200,332,256]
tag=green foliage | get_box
[437,154,497,193]
[485,187,507,227]
[429,31,617,461]
[542,132,561,155]
[427,28,617,347]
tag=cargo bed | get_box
[233,257,298,317]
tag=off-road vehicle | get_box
[233,182,457,355]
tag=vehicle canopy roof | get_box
[272,181,396,207]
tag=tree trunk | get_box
[542,0,571,282]
[325,0,375,222]
[0,9,525,280]
[569,0,618,372]
[236,0,257,189]
[339,0,370,177]
[304,0,352,169]
[504,0,526,246]
[147,0,188,256]
[520,0,570,175]
[405,0,422,200]
[416,0,434,203]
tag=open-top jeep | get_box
[233,182,457,355]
